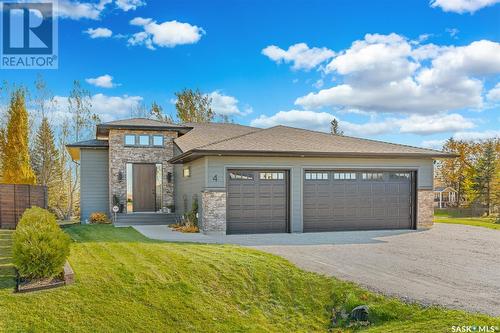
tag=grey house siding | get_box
[204,156,434,233]
[174,157,206,225]
[80,148,109,222]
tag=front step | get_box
[114,213,180,226]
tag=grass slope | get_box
[0,226,498,332]
[434,217,500,230]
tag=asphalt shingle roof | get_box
[171,124,454,163]
[174,122,258,152]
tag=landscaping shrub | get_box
[12,207,71,279]
[89,212,111,224]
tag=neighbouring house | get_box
[66,118,455,234]
[434,187,458,208]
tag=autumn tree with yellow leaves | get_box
[0,89,36,184]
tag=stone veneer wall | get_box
[108,129,177,213]
[417,189,434,229]
[201,191,226,233]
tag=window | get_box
[362,172,384,180]
[229,171,254,180]
[126,163,133,212]
[260,172,284,180]
[389,172,410,180]
[155,164,162,211]
[124,135,136,145]
[333,172,356,180]
[153,135,164,147]
[138,135,150,146]
[305,172,329,180]
[183,167,191,178]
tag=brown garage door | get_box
[227,170,288,234]
[303,170,414,232]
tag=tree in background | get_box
[473,141,498,215]
[68,80,98,142]
[150,101,174,123]
[439,138,479,206]
[55,80,99,220]
[32,118,59,186]
[175,88,214,123]
[330,119,344,135]
[0,89,36,184]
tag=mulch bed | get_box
[15,261,75,293]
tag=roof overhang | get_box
[169,149,458,164]
[96,124,193,138]
[66,143,109,161]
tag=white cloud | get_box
[250,110,476,136]
[446,28,460,38]
[85,74,118,88]
[295,35,500,115]
[56,0,144,20]
[52,94,143,122]
[56,0,110,20]
[84,27,112,39]
[262,43,335,71]
[116,0,145,11]
[487,83,500,101]
[430,0,500,13]
[208,91,251,117]
[397,113,475,134]
[128,17,205,49]
[453,130,500,140]
[421,139,447,149]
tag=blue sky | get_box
[1,0,499,148]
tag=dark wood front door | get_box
[133,164,156,212]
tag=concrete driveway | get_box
[134,223,500,316]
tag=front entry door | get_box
[133,164,156,212]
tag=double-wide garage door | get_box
[304,170,414,231]
[226,169,414,234]
[226,170,288,234]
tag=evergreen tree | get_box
[0,89,36,184]
[330,119,344,135]
[32,117,60,186]
[473,141,497,215]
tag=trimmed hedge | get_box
[12,207,71,279]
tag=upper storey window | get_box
[124,134,165,147]
[124,135,136,145]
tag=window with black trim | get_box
[260,172,284,180]
[362,172,384,180]
[305,172,329,180]
[138,135,150,146]
[124,135,136,145]
[333,172,356,180]
[229,171,254,180]
[153,135,164,147]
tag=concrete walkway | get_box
[133,223,500,316]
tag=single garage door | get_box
[227,170,288,234]
[303,170,414,232]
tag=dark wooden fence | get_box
[0,184,48,229]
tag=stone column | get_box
[201,191,226,234]
[417,189,434,229]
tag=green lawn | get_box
[0,226,499,332]
[434,216,500,230]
